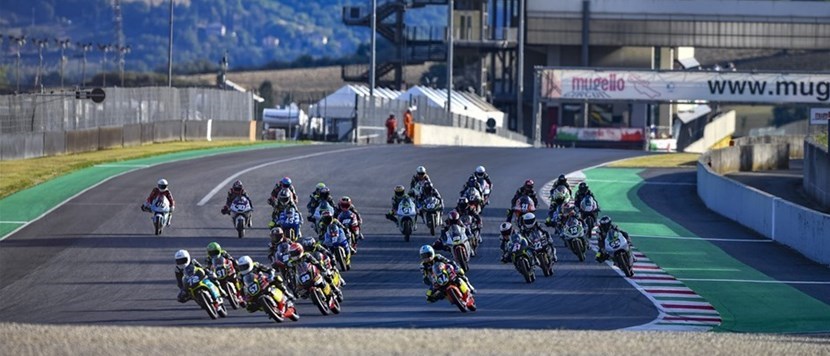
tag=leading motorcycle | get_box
[146,195,171,236]
[427,261,477,313]
[396,195,418,242]
[604,230,635,277]
[229,196,253,238]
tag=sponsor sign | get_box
[809,107,830,125]
[539,69,830,104]
[556,127,644,142]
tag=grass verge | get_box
[0,140,293,199]
[606,153,700,168]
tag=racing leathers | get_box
[507,186,539,221]
[386,193,412,223]
[500,231,531,264]
[269,185,298,207]
[421,254,475,302]
[143,188,175,224]
[242,262,295,302]
[519,222,557,263]
[176,262,223,303]
[596,225,632,262]
[222,189,253,215]
[410,173,432,191]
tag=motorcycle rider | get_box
[470,166,493,200]
[455,197,482,242]
[174,249,222,303]
[498,222,532,264]
[547,200,577,230]
[142,178,175,226]
[337,196,363,234]
[459,176,483,197]
[204,242,239,270]
[237,255,296,302]
[323,222,354,259]
[434,210,468,251]
[419,245,475,302]
[268,227,292,262]
[410,165,431,191]
[596,216,633,263]
[518,213,557,263]
[550,174,572,196]
[287,243,343,300]
[506,179,539,222]
[317,211,353,255]
[221,180,253,223]
[271,189,300,220]
[418,181,443,222]
[573,182,600,213]
[307,185,335,221]
[269,177,299,208]
[385,185,410,223]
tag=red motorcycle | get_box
[428,261,476,313]
[512,195,536,223]
[296,259,341,316]
[241,271,299,323]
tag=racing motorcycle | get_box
[147,195,171,236]
[526,229,555,277]
[427,261,476,313]
[512,195,536,223]
[182,271,228,320]
[562,215,589,262]
[209,255,245,309]
[422,196,443,236]
[476,178,491,206]
[229,196,253,238]
[549,185,571,205]
[270,240,299,297]
[579,194,600,233]
[274,207,303,240]
[242,271,300,323]
[463,187,483,215]
[310,201,335,236]
[295,258,341,315]
[324,225,352,272]
[460,213,481,257]
[509,238,536,283]
[396,195,418,242]
[338,210,362,251]
[604,229,635,277]
[442,224,471,273]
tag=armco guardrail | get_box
[804,138,830,210]
[698,142,830,265]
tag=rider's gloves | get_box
[221,206,230,215]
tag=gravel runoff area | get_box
[2,323,827,355]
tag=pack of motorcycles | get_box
[169,179,631,320]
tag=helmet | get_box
[499,222,513,239]
[288,243,304,262]
[327,223,340,234]
[157,178,169,192]
[394,185,405,197]
[419,245,435,263]
[416,166,427,175]
[278,189,291,204]
[558,174,566,181]
[340,196,352,210]
[321,211,333,224]
[521,212,536,228]
[270,227,284,241]
[448,210,460,223]
[599,215,612,232]
[316,182,326,190]
[524,179,534,189]
[422,182,433,195]
[457,197,469,210]
[563,202,576,216]
[466,177,477,187]
[319,187,331,200]
[237,255,254,275]
[206,242,222,257]
[174,249,191,268]
[578,182,588,193]
[299,236,316,250]
[232,180,243,193]
[475,166,486,177]
[280,177,292,187]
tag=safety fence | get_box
[0,87,255,160]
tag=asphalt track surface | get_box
[0,144,653,329]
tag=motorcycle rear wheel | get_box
[538,253,552,277]
[454,246,469,273]
[225,282,240,310]
[154,218,163,236]
[402,220,412,242]
[336,248,348,272]
[448,287,467,313]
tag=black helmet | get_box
[319,187,331,200]
[394,185,405,197]
[599,215,612,232]
[457,197,469,210]
[578,182,588,193]
[232,180,243,193]
[558,174,566,181]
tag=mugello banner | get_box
[555,127,644,142]
[539,68,830,104]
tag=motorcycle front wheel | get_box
[198,291,218,320]
[225,282,240,309]
[260,295,283,323]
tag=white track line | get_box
[0,221,28,224]
[581,179,695,186]
[679,278,830,285]
[94,164,151,168]
[196,146,372,206]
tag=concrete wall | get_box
[698,149,830,266]
[43,131,66,156]
[0,133,44,160]
[185,121,209,141]
[413,123,531,147]
[65,128,99,154]
[741,143,789,171]
[211,120,251,140]
[683,111,736,153]
[122,124,142,147]
[153,121,183,143]
[98,126,124,150]
[735,135,805,159]
[804,140,830,210]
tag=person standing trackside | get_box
[386,112,398,144]
[403,108,414,144]
[547,122,558,148]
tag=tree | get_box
[259,80,275,111]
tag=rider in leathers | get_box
[175,250,224,303]
[385,185,410,223]
[143,178,175,225]
[434,210,468,251]
[549,174,572,197]
[418,182,443,222]
[221,180,253,216]
[306,186,335,220]
[506,179,539,222]
[518,213,557,263]
[238,257,296,302]
[272,189,300,220]
[268,177,299,208]
[573,182,600,214]
[419,245,475,302]
[410,166,431,190]
[596,216,633,263]
[288,243,343,299]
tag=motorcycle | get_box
[460,213,481,257]
[526,229,555,277]
[229,196,253,238]
[509,239,536,283]
[148,195,171,236]
[549,185,571,205]
[311,250,345,295]
[512,195,536,223]
[443,224,471,273]
[579,195,599,233]
[270,241,299,297]
[209,255,245,309]
[324,225,352,272]
[275,207,303,241]
[463,187,483,215]
[242,271,300,323]
[428,261,476,313]
[476,178,491,206]
[396,195,418,242]
[182,272,228,320]
[310,201,335,236]
[338,210,362,251]
[604,230,635,277]
[562,216,589,262]
[422,196,443,236]
[295,258,341,315]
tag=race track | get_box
[0,144,653,328]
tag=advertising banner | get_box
[809,107,830,125]
[556,127,644,142]
[540,69,830,104]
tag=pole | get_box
[447,0,454,118]
[167,0,174,87]
[517,0,525,131]
[370,0,377,97]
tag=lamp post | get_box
[78,42,93,88]
[34,39,48,91]
[56,39,71,88]
[370,0,376,97]
[119,45,131,87]
[98,44,114,87]
[11,36,26,92]
[167,0,174,87]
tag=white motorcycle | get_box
[604,230,634,277]
[477,179,491,206]
[396,195,418,242]
[230,196,253,238]
[311,201,335,236]
[443,224,471,272]
[148,196,172,236]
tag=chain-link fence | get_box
[0,87,253,134]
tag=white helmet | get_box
[416,166,427,175]
[419,245,435,263]
[157,178,169,192]
[522,213,536,228]
[238,255,254,275]
[499,222,512,233]
[174,250,190,268]
[475,166,486,176]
